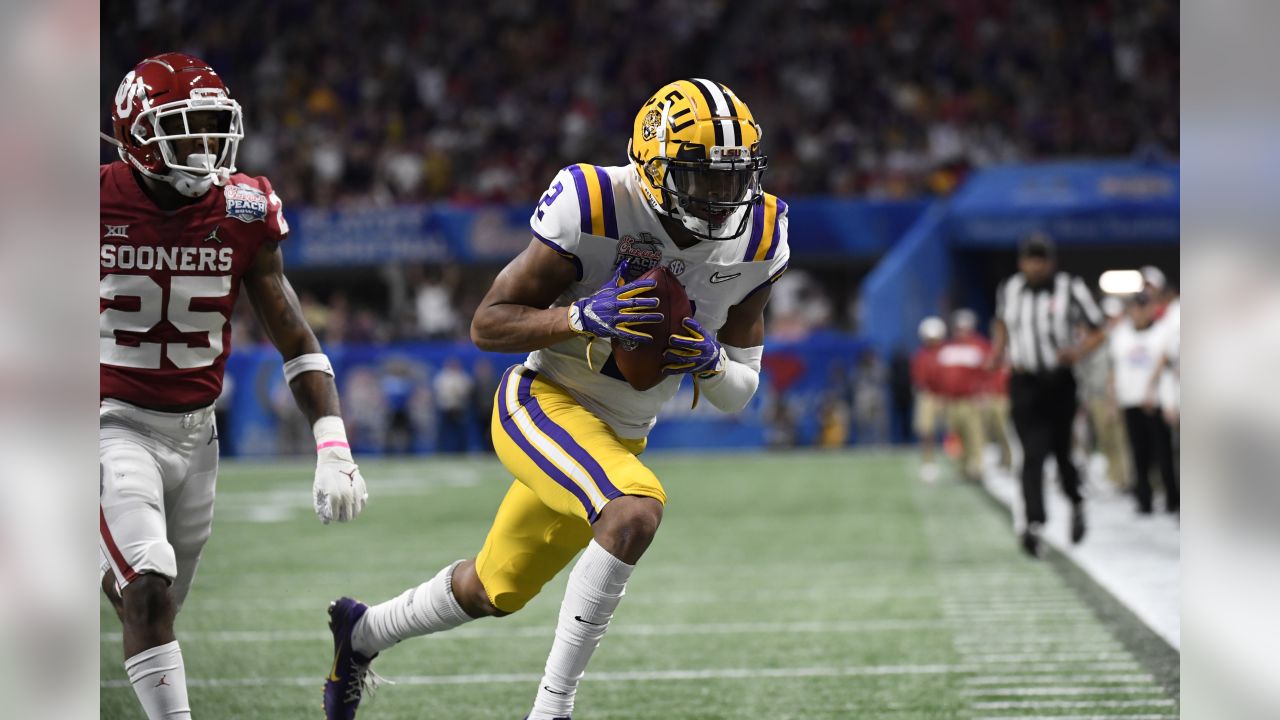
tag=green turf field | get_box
[101,451,1179,719]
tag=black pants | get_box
[1010,370,1083,525]
[1122,407,1179,512]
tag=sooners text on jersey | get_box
[99,161,287,409]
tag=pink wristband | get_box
[316,440,350,450]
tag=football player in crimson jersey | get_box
[100,53,368,720]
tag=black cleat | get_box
[1020,523,1042,558]
[1070,503,1087,544]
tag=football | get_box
[612,265,692,391]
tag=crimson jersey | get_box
[99,161,288,408]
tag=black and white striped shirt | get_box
[996,272,1104,374]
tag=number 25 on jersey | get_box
[100,274,231,369]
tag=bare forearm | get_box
[289,371,342,425]
[472,304,577,352]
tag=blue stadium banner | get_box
[948,160,1179,247]
[279,200,926,268]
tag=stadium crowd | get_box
[103,0,1177,205]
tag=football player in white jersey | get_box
[322,79,789,720]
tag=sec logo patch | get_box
[668,259,686,276]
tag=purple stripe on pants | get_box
[514,370,623,501]
[497,366,598,521]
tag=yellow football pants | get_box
[475,364,665,613]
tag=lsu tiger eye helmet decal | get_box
[628,79,767,241]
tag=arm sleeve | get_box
[529,167,585,279]
[1070,275,1104,329]
[696,344,763,414]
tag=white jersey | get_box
[1108,318,1166,409]
[526,163,790,438]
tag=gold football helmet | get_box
[628,79,767,240]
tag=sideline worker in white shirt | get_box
[1109,292,1179,515]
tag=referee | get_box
[989,232,1105,557]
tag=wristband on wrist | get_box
[313,415,350,453]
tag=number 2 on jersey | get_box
[100,275,232,369]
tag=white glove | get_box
[312,417,368,524]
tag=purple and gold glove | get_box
[567,261,664,343]
[662,317,727,376]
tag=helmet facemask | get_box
[128,90,243,198]
[650,150,767,241]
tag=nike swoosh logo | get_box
[543,685,567,695]
[709,272,741,284]
[573,615,607,626]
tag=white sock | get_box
[530,540,634,719]
[350,559,474,656]
[125,641,191,720]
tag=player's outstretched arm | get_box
[243,242,367,524]
[471,239,581,352]
[471,239,661,352]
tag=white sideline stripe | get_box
[965,661,1141,672]
[954,642,1121,653]
[179,585,945,612]
[101,662,972,689]
[972,716,1176,720]
[955,635,1117,645]
[961,686,1167,696]
[962,651,1133,663]
[964,673,1156,685]
[100,618,951,644]
[972,699,1177,709]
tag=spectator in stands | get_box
[382,359,425,454]
[342,367,390,453]
[763,385,798,450]
[415,267,461,340]
[433,358,474,454]
[937,309,990,482]
[818,362,852,449]
[852,349,890,446]
[1109,292,1179,514]
[912,317,946,482]
[1077,296,1131,493]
